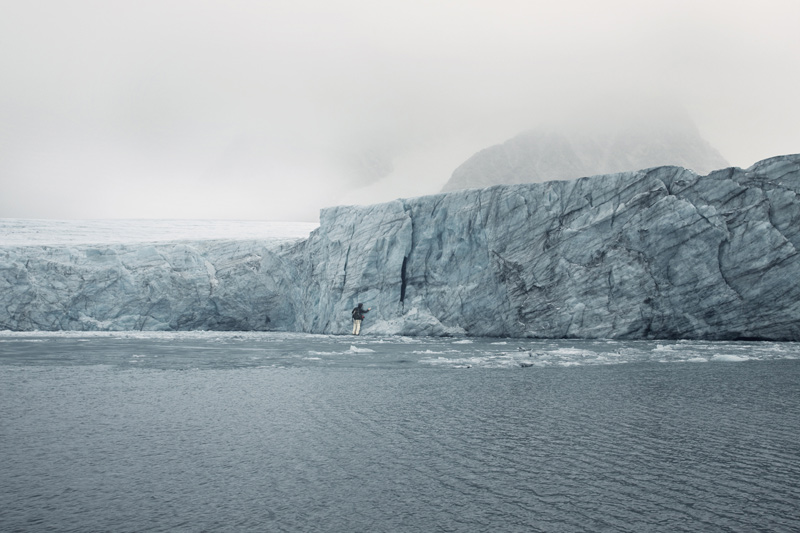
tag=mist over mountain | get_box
[442,110,729,192]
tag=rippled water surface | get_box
[2,332,799,532]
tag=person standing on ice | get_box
[351,303,371,335]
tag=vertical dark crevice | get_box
[400,256,408,303]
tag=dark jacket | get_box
[352,305,369,321]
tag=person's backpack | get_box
[352,307,360,320]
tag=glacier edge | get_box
[2,154,799,340]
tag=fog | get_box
[2,0,798,222]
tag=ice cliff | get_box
[0,240,297,331]
[2,154,799,340]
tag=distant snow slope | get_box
[442,113,729,191]
[0,219,319,246]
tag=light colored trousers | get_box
[352,319,362,335]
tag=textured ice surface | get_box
[2,155,799,339]
[0,221,317,331]
[296,154,800,339]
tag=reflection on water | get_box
[1,332,799,532]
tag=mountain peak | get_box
[442,111,728,192]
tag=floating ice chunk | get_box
[711,354,749,362]
[348,345,375,353]
[653,344,677,352]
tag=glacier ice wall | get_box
[294,154,800,340]
[2,154,799,339]
[0,241,299,331]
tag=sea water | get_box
[1,332,799,532]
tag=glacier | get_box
[2,154,799,340]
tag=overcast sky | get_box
[2,0,798,222]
